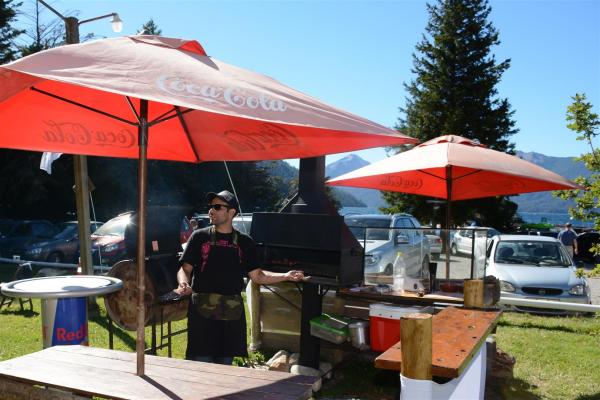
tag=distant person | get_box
[558,222,578,258]
[175,190,304,365]
[189,218,199,231]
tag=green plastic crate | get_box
[310,314,351,344]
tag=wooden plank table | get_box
[338,288,464,306]
[375,307,502,378]
[0,346,317,400]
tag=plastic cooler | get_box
[369,303,434,352]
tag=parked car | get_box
[344,214,431,278]
[451,227,500,256]
[232,214,253,234]
[575,231,600,264]
[29,221,104,263]
[485,234,591,315]
[0,220,58,260]
[92,211,193,267]
[0,219,17,237]
[422,227,442,260]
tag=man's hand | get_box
[285,270,305,282]
[175,281,192,296]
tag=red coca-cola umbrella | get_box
[0,35,417,374]
[327,135,582,276]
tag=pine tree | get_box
[139,19,161,35]
[383,0,518,230]
[0,0,22,64]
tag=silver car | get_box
[485,235,591,315]
[344,214,431,279]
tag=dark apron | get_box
[186,238,247,359]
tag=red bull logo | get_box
[42,297,89,347]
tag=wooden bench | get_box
[374,307,501,378]
[0,346,317,400]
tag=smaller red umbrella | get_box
[327,135,583,277]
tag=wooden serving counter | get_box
[374,307,502,378]
[338,287,464,306]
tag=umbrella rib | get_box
[418,169,446,180]
[31,87,138,126]
[148,107,177,126]
[149,107,194,127]
[125,96,141,123]
[175,106,201,162]
[453,169,483,181]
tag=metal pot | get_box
[348,320,370,350]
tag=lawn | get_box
[1,267,599,399]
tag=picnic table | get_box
[374,307,501,378]
[0,346,317,400]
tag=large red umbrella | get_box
[327,135,582,276]
[0,35,417,374]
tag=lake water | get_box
[340,207,594,228]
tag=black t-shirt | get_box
[179,227,259,295]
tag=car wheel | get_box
[451,243,458,256]
[47,252,64,263]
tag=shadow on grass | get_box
[0,308,38,318]
[498,319,595,334]
[89,310,137,351]
[575,393,600,400]
[318,358,398,400]
[485,376,542,400]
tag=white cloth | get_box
[400,342,487,400]
[39,152,63,174]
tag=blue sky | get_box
[18,0,600,167]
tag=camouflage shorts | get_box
[191,293,243,321]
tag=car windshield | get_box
[345,217,391,240]
[53,224,78,239]
[92,215,130,236]
[494,240,571,267]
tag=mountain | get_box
[325,155,385,208]
[259,160,367,207]
[510,151,589,213]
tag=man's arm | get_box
[175,262,194,295]
[573,237,578,254]
[248,268,304,285]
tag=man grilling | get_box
[176,190,304,364]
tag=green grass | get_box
[493,312,600,400]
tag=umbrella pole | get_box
[445,166,452,279]
[136,99,149,376]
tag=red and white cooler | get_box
[369,303,433,352]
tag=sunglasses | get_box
[207,204,232,211]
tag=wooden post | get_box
[248,280,261,351]
[463,279,484,308]
[400,313,432,380]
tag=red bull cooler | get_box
[41,297,88,348]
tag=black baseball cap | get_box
[206,190,239,211]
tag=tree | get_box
[554,94,600,228]
[17,0,64,57]
[0,0,22,63]
[139,19,161,35]
[383,0,518,231]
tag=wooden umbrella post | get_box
[400,313,432,380]
[463,279,484,309]
[136,99,149,376]
[248,280,261,351]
